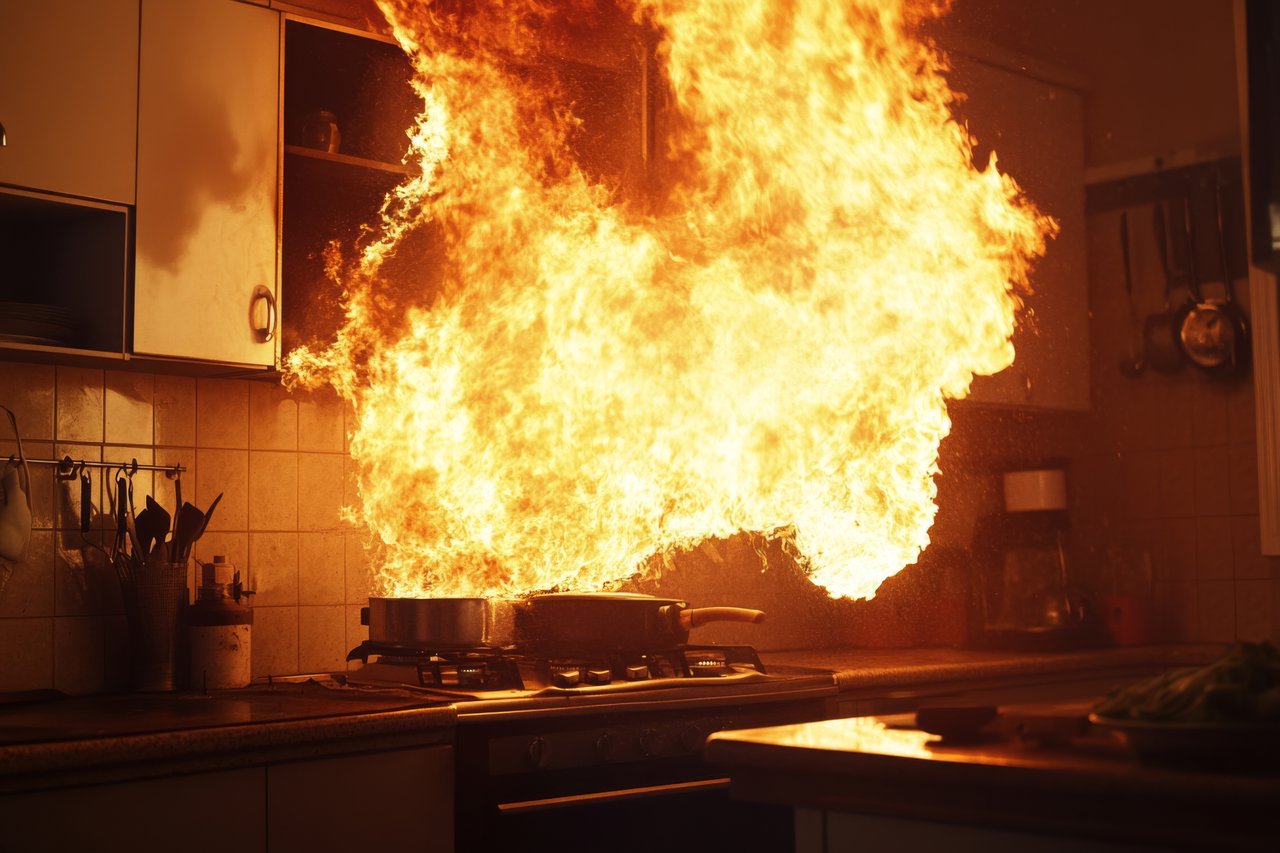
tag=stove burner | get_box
[346,641,768,692]
[346,642,524,689]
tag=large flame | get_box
[288,0,1053,600]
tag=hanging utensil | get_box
[1179,185,1244,375]
[1141,200,1187,374]
[1118,211,1144,377]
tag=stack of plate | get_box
[0,302,76,346]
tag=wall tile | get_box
[345,604,368,669]
[0,530,54,617]
[1189,378,1230,447]
[342,456,360,529]
[345,532,372,604]
[252,605,298,678]
[343,401,356,453]
[1135,377,1194,450]
[55,367,104,443]
[298,531,344,605]
[298,605,345,672]
[154,375,196,447]
[55,529,115,617]
[1192,446,1231,517]
[1160,518,1197,581]
[248,451,298,531]
[298,454,343,531]
[249,382,297,451]
[0,362,55,441]
[1120,450,1162,521]
[1157,448,1196,518]
[298,386,345,452]
[0,439,54,530]
[0,617,53,691]
[1228,383,1257,445]
[250,532,298,607]
[54,615,104,695]
[1235,579,1274,642]
[1196,579,1236,642]
[103,613,130,691]
[104,371,153,446]
[1153,580,1196,641]
[195,379,249,449]
[1228,442,1259,515]
[196,449,249,532]
[1232,515,1274,579]
[1194,516,1233,580]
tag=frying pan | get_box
[524,591,766,652]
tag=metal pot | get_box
[1180,183,1250,378]
[363,597,518,648]
[523,591,765,651]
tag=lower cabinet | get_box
[268,746,453,853]
[0,746,452,853]
[0,767,266,853]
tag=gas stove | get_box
[342,639,835,712]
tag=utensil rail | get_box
[22,456,185,479]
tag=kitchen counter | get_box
[705,711,1280,851]
[0,681,456,793]
[766,643,1226,691]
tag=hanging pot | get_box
[1180,182,1250,378]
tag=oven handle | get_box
[496,777,731,814]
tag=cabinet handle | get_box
[250,285,277,343]
[1,120,7,146]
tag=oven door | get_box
[454,696,830,852]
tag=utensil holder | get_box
[127,561,188,691]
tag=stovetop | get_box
[341,641,838,720]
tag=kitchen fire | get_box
[2,0,1279,852]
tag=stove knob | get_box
[585,668,611,685]
[527,736,553,770]
[639,728,666,757]
[552,668,581,688]
[595,732,618,761]
[678,724,706,753]
[625,664,649,681]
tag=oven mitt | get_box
[0,405,32,564]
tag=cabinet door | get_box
[950,54,1090,411]
[0,0,139,204]
[0,768,266,853]
[134,0,279,367]
[267,746,453,853]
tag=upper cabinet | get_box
[133,0,281,368]
[0,0,139,205]
[946,45,1091,411]
[280,17,417,360]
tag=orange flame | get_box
[287,0,1052,600]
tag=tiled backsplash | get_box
[1074,205,1280,645]
[0,362,371,694]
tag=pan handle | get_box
[678,606,766,630]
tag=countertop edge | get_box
[0,704,456,794]
[766,644,1227,691]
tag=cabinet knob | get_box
[250,286,277,343]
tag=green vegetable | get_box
[1093,641,1280,723]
